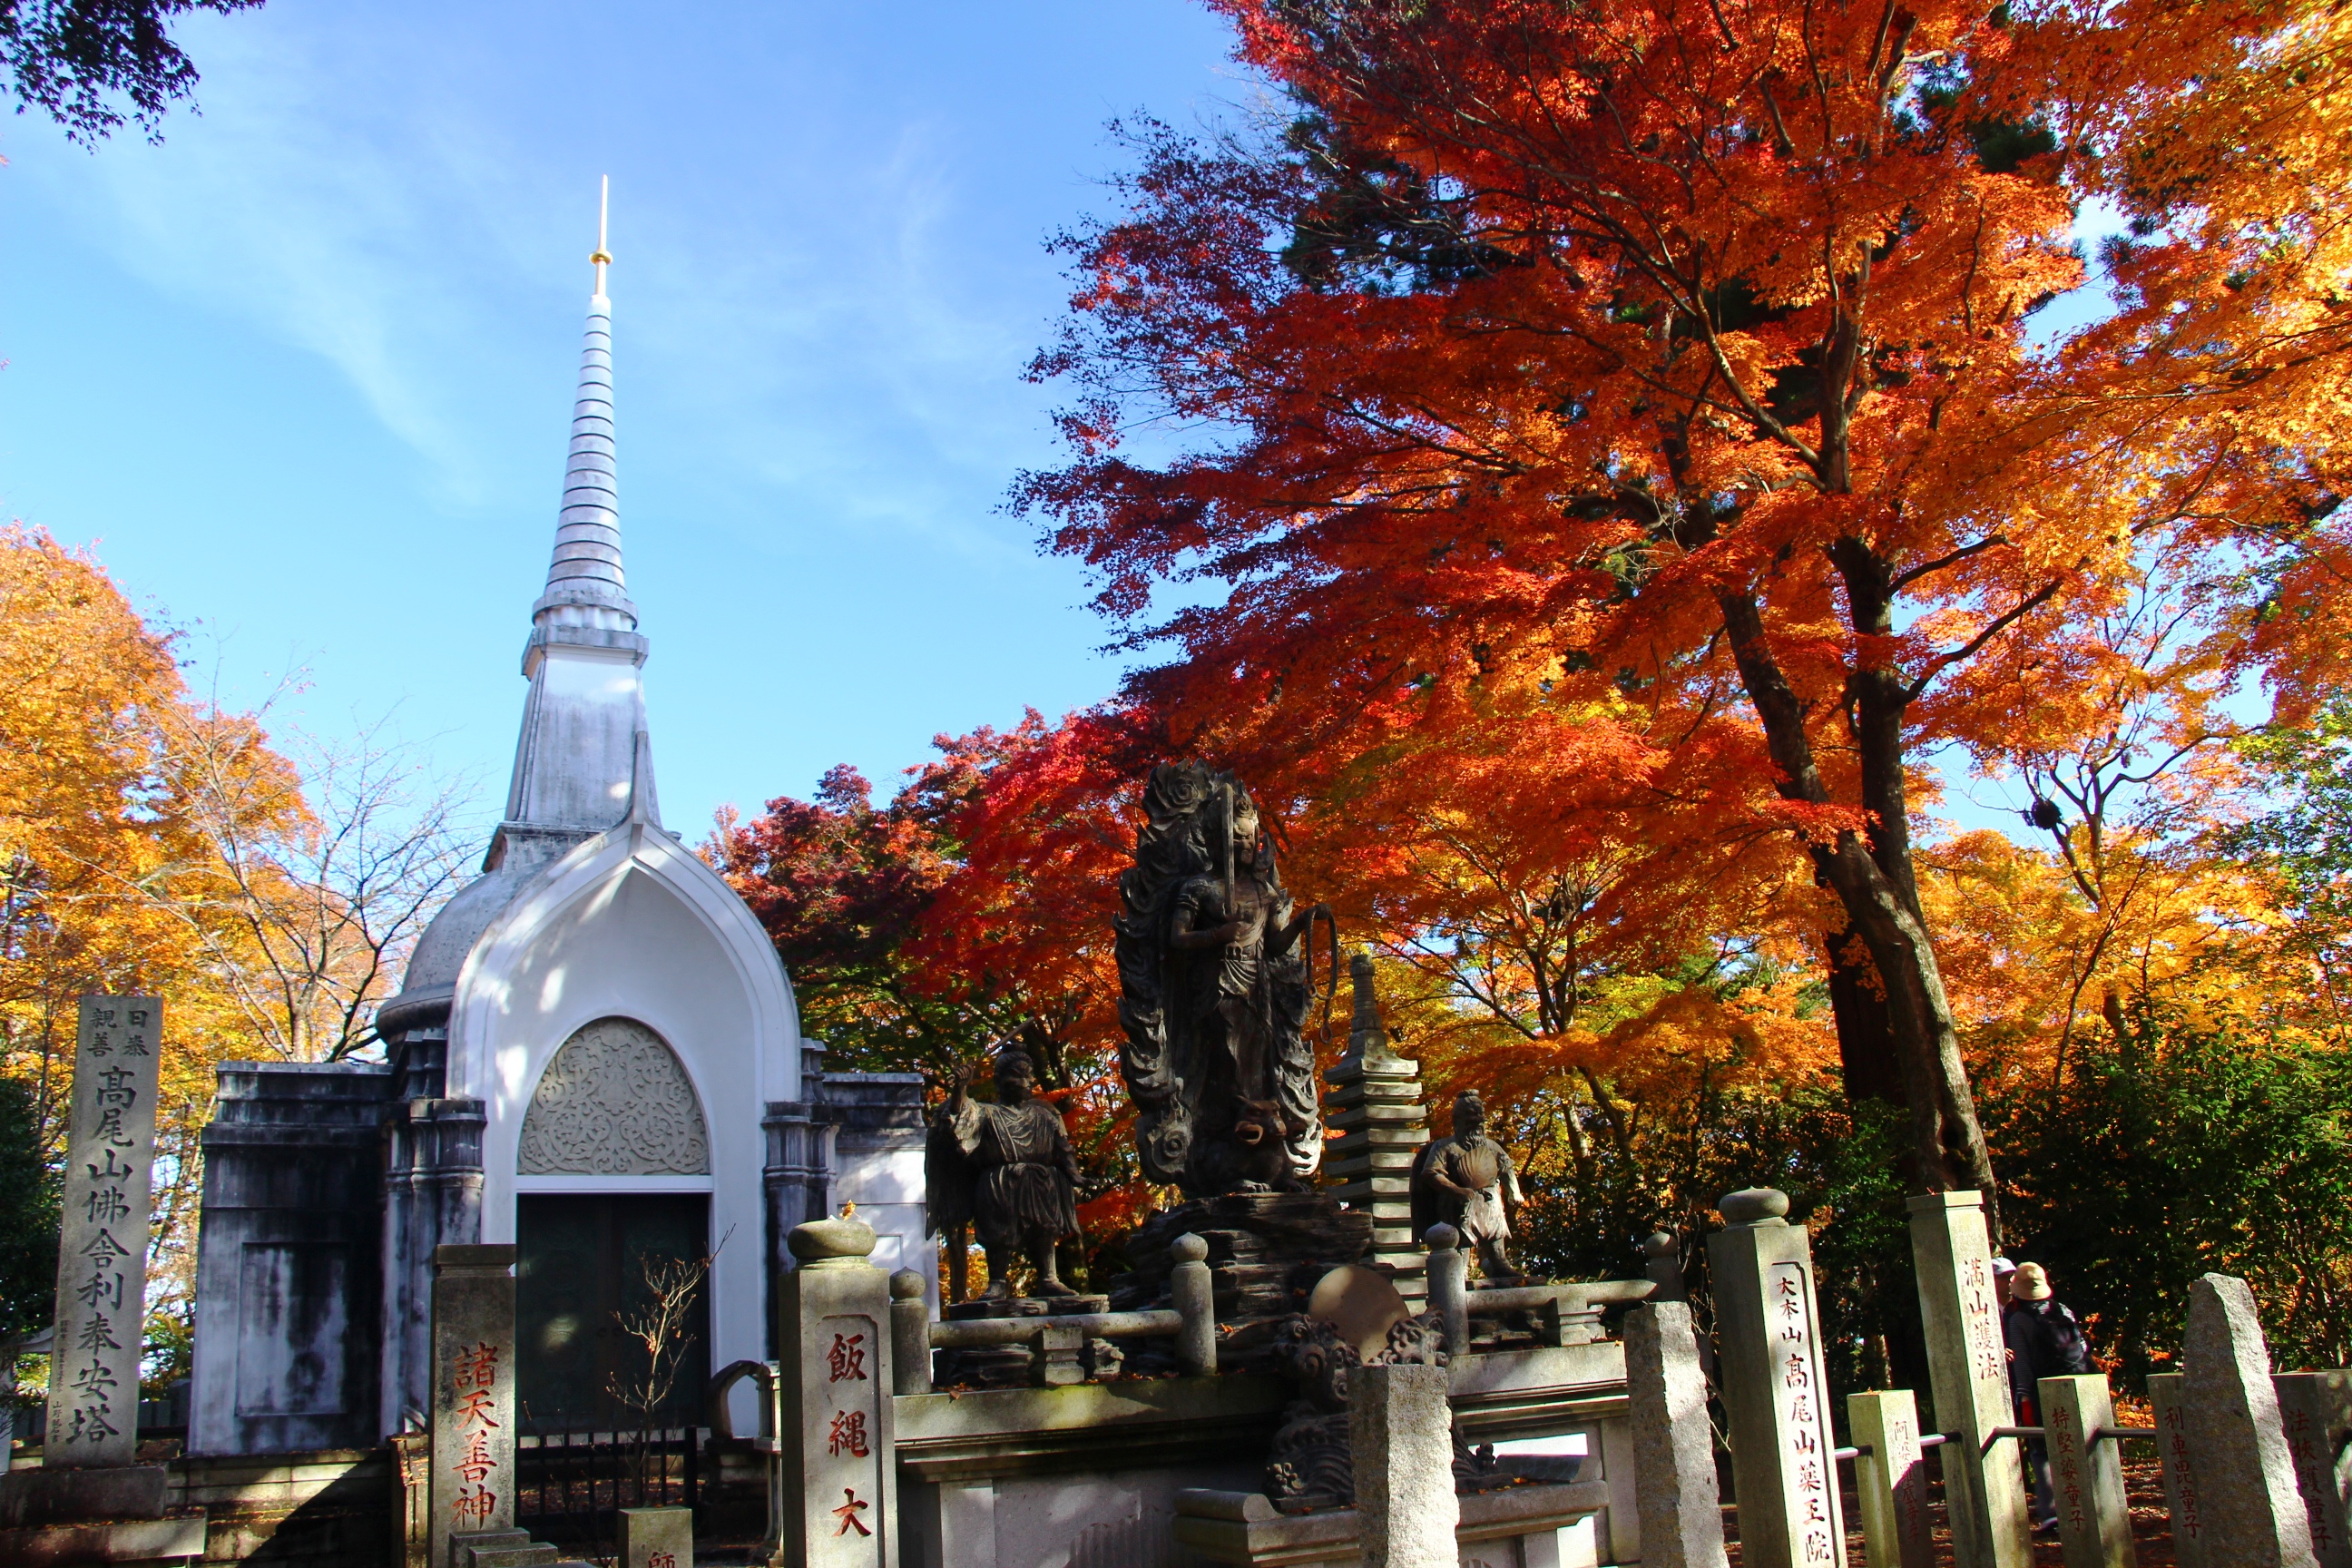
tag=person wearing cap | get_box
[2004,1261,2092,1534]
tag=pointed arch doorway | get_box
[512,1015,714,1435]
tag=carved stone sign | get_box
[1906,1191,2033,1568]
[779,1217,897,1568]
[429,1245,517,1568]
[1708,1189,1843,1568]
[44,995,162,1469]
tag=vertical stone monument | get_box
[1707,1187,1841,1568]
[1623,1300,1729,1568]
[429,1245,518,1568]
[2182,1273,2318,1567]
[1349,1360,1457,1568]
[2150,1372,2210,1568]
[779,1211,897,1568]
[2275,1371,2352,1568]
[47,995,163,1470]
[0,997,204,1563]
[2039,1374,2136,1568]
[1847,1389,1932,1568]
[1906,1191,2032,1568]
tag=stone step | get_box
[453,1533,562,1568]
[466,1547,563,1568]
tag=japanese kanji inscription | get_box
[44,995,162,1469]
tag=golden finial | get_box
[590,174,612,296]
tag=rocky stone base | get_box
[1108,1192,1374,1372]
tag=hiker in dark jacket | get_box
[2005,1261,2092,1534]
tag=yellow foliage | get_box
[0,527,395,1341]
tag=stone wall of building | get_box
[190,1063,393,1456]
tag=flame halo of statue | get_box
[1115,762,1335,1198]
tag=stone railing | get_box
[889,1233,1220,1394]
[1422,1223,1657,1355]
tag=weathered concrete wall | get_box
[172,1447,395,1566]
[191,1062,391,1457]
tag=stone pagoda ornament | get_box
[1113,761,1335,1196]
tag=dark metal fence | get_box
[514,1425,702,1552]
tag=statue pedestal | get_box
[1110,1192,1375,1371]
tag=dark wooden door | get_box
[515,1193,710,1435]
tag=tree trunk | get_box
[1718,587,2004,1245]
[1825,922,1906,1109]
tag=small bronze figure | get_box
[936,1045,1082,1298]
[1410,1091,1524,1283]
[1115,761,1335,1196]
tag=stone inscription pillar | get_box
[779,1215,897,1568]
[44,995,162,1469]
[1906,1191,2033,1568]
[1350,1360,1458,1568]
[2150,1372,2210,1568]
[1848,1389,1933,1568]
[2039,1374,2135,1568]
[1707,1188,1841,1568]
[429,1244,517,1568]
[1623,1300,1729,1568]
[2182,1274,2318,1567]
[2275,1371,2352,1568]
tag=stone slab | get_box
[0,1511,209,1566]
[2275,1371,2352,1568]
[2039,1374,2134,1568]
[2184,1275,2318,1567]
[1623,1302,1727,1568]
[0,1464,168,1526]
[2150,1373,2210,1568]
[1350,1361,1458,1568]
[1848,1390,1932,1568]
[619,1504,692,1568]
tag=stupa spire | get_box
[533,175,634,630]
[500,181,659,839]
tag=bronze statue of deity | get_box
[1115,762,1335,1197]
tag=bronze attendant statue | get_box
[933,1045,1082,1298]
[1411,1090,1524,1283]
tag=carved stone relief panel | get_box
[518,1016,710,1175]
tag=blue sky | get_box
[0,0,1243,837]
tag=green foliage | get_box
[2228,697,2352,1008]
[1988,997,2352,1382]
[1510,1077,1919,1429]
[142,1302,192,1400]
[0,0,262,143]
[0,1074,58,1342]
